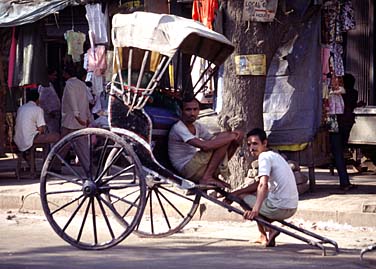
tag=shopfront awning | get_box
[0,0,77,27]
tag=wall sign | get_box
[235,54,266,76]
[243,0,278,22]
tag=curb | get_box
[1,192,375,228]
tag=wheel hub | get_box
[82,180,97,197]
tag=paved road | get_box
[1,210,375,269]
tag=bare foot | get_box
[200,177,231,189]
[253,234,268,245]
[266,230,280,247]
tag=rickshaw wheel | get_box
[134,180,201,238]
[40,128,146,250]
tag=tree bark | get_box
[219,0,290,187]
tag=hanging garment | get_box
[85,3,108,44]
[330,43,344,76]
[321,1,341,45]
[65,30,86,62]
[8,27,16,88]
[12,22,48,86]
[321,46,330,80]
[328,93,344,115]
[339,0,355,32]
[192,0,218,29]
[87,45,107,76]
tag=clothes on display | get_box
[64,30,86,62]
[12,23,48,87]
[321,0,356,133]
[85,3,108,44]
[86,45,107,76]
[7,27,16,88]
[192,0,218,29]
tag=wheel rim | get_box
[40,128,146,250]
[134,179,201,238]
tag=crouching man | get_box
[226,128,298,247]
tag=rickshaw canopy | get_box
[111,12,234,66]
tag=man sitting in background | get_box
[14,90,60,163]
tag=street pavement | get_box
[0,153,375,267]
[0,153,375,227]
[1,209,376,269]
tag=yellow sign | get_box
[235,54,266,75]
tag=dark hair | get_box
[179,96,199,109]
[246,128,267,142]
[63,66,76,77]
[26,89,39,102]
[343,73,355,89]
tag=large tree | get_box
[219,0,302,186]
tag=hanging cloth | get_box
[12,22,48,86]
[85,3,108,44]
[8,27,17,88]
[192,0,218,29]
[87,45,107,76]
[65,30,86,62]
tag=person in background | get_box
[14,90,60,153]
[225,128,298,247]
[330,73,361,191]
[337,73,363,146]
[61,66,91,134]
[61,66,91,166]
[38,67,61,134]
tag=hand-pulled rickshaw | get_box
[40,12,338,255]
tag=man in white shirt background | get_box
[14,90,60,168]
[61,66,91,167]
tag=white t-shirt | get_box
[14,101,46,152]
[168,120,213,171]
[257,151,299,209]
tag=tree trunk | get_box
[219,0,289,187]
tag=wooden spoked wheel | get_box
[40,128,146,250]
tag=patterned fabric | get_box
[330,43,344,76]
[339,0,356,32]
[321,1,341,45]
[327,114,339,133]
[321,0,355,45]
[328,93,344,115]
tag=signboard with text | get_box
[243,0,278,22]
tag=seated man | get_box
[226,128,298,247]
[14,90,60,161]
[168,97,243,189]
